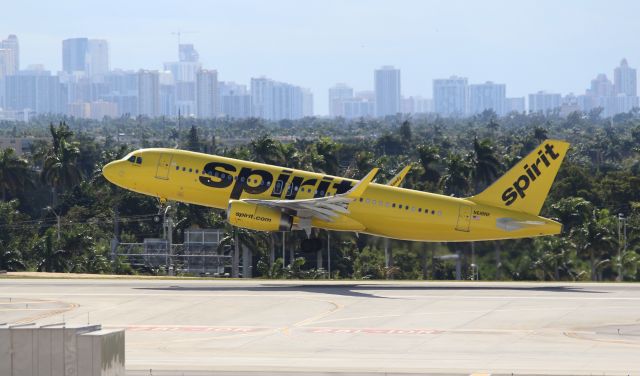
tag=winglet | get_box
[387,165,411,187]
[345,168,379,199]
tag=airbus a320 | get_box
[102,139,569,242]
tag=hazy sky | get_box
[4,0,640,115]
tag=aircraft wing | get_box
[387,165,411,187]
[241,168,379,233]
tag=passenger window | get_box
[386,202,390,207]
[175,166,179,171]
[189,168,192,173]
[431,210,435,215]
[392,203,396,208]
[372,199,376,205]
[273,180,283,194]
[195,169,199,174]
[182,167,186,171]
[418,208,422,212]
[366,199,370,204]
[360,198,363,202]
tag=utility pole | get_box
[163,206,172,275]
[327,231,331,279]
[282,232,286,270]
[111,208,120,261]
[617,213,626,282]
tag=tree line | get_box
[0,109,639,281]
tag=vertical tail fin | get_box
[469,140,569,215]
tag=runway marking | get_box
[308,327,443,335]
[121,325,269,333]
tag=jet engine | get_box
[227,200,293,232]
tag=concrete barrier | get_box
[0,324,125,376]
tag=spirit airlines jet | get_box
[102,140,569,242]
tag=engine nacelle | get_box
[227,200,293,232]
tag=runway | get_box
[1,276,639,375]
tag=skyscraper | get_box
[468,81,506,116]
[0,34,20,73]
[374,66,401,117]
[433,76,468,117]
[302,88,314,117]
[614,58,637,97]
[328,83,354,117]
[196,69,219,118]
[86,39,109,77]
[251,77,306,121]
[4,69,61,114]
[179,44,199,62]
[137,70,160,117]
[62,38,89,73]
[219,81,251,118]
[528,91,561,113]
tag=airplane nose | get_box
[102,160,123,184]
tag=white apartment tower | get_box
[196,69,219,118]
[374,66,401,117]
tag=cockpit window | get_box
[136,157,142,164]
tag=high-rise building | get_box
[302,88,313,117]
[614,58,637,97]
[468,81,506,116]
[179,44,199,62]
[219,81,251,118]
[196,69,219,118]
[62,38,89,73]
[374,66,401,117]
[0,34,20,73]
[102,70,138,116]
[86,39,109,77]
[250,77,306,121]
[4,69,61,114]
[589,74,614,98]
[137,70,160,117]
[528,91,561,113]
[328,83,354,117]
[504,97,525,113]
[433,76,468,117]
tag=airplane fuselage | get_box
[103,148,561,242]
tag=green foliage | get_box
[0,113,639,281]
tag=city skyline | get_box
[1,31,638,120]
[3,0,640,115]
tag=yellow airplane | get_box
[102,139,569,242]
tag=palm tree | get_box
[439,153,472,197]
[250,135,284,165]
[416,144,441,185]
[42,140,82,200]
[0,148,31,201]
[468,138,501,193]
[572,209,616,281]
[41,123,82,204]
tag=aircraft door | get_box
[155,153,173,180]
[455,204,471,232]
